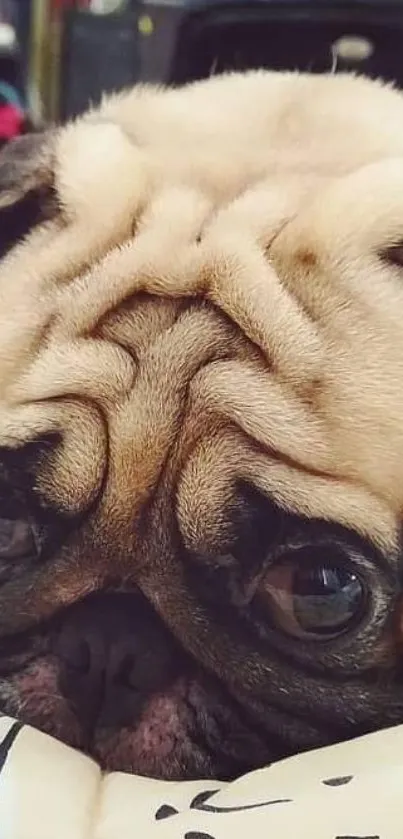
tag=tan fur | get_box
[1,69,403,637]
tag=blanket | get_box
[0,715,400,839]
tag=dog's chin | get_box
[1,656,270,780]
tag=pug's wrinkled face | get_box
[2,72,403,781]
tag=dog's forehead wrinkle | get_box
[0,173,319,394]
[50,188,214,344]
[9,337,136,408]
[1,73,403,558]
[187,361,331,472]
[97,295,188,360]
[54,120,154,221]
[0,122,159,360]
[0,248,399,552]
[98,310,253,522]
[176,427,398,554]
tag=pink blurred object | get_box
[0,103,24,139]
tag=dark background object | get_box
[8,1,403,121]
[13,0,30,95]
[0,0,22,91]
[60,8,140,120]
[136,1,403,87]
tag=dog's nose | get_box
[53,592,181,734]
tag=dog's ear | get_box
[0,131,57,257]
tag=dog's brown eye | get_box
[262,557,365,639]
[0,518,38,560]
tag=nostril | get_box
[55,626,93,676]
[115,654,139,691]
[65,639,91,675]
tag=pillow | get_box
[0,715,399,839]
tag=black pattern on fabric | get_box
[190,788,292,813]
[322,776,354,787]
[0,721,23,772]
[190,791,221,810]
[153,778,383,839]
[155,804,180,820]
[184,833,216,839]
[0,721,384,839]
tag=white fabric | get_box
[0,715,400,838]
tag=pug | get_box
[1,69,403,782]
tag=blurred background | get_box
[2,0,403,145]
